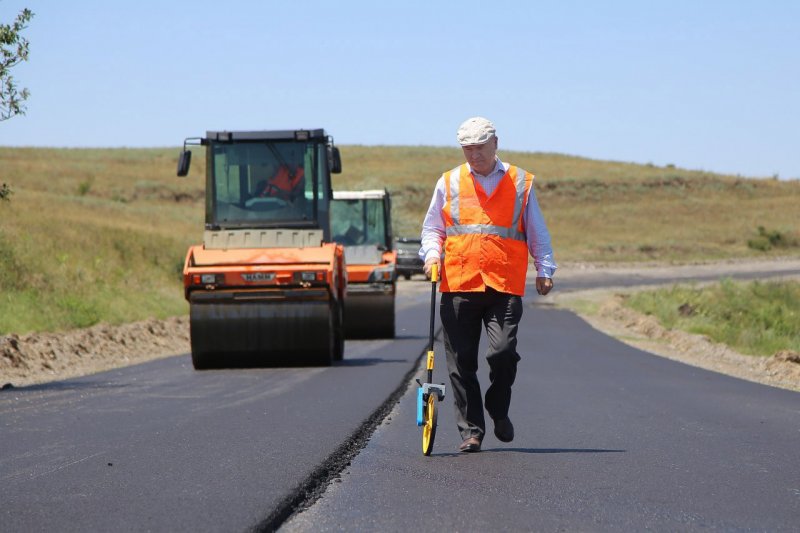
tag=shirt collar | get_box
[468,157,504,179]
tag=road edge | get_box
[251,328,440,532]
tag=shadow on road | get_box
[432,447,626,457]
[335,358,408,367]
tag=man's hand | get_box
[536,276,553,296]
[424,258,440,279]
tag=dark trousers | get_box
[440,289,523,440]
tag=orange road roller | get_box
[331,189,397,338]
[177,129,347,369]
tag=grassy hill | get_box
[1,146,798,335]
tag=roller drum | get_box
[189,292,334,368]
[343,285,395,339]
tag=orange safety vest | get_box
[260,165,304,200]
[441,163,533,296]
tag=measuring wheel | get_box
[416,263,445,457]
[422,393,438,456]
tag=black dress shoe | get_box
[458,436,482,453]
[494,417,514,443]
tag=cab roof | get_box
[203,129,328,143]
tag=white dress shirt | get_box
[419,158,557,278]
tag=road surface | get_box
[283,294,800,531]
[2,265,799,531]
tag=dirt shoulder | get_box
[2,258,799,390]
[1,317,190,388]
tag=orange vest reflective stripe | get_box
[441,163,533,296]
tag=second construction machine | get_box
[177,129,347,369]
[331,189,397,338]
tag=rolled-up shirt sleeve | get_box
[419,176,447,262]
[523,187,557,278]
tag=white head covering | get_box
[456,117,496,146]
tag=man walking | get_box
[420,117,557,453]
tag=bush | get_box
[77,179,93,196]
[747,226,798,251]
[0,182,11,201]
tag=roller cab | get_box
[178,129,346,369]
[331,190,396,338]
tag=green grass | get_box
[624,279,800,357]
[0,201,190,333]
[0,148,199,334]
[0,145,798,335]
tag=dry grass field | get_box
[340,146,800,262]
[1,145,798,335]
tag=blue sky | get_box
[1,1,798,179]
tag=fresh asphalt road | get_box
[3,268,800,532]
[0,287,433,532]
[283,287,800,532]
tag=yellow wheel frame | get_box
[422,393,438,456]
